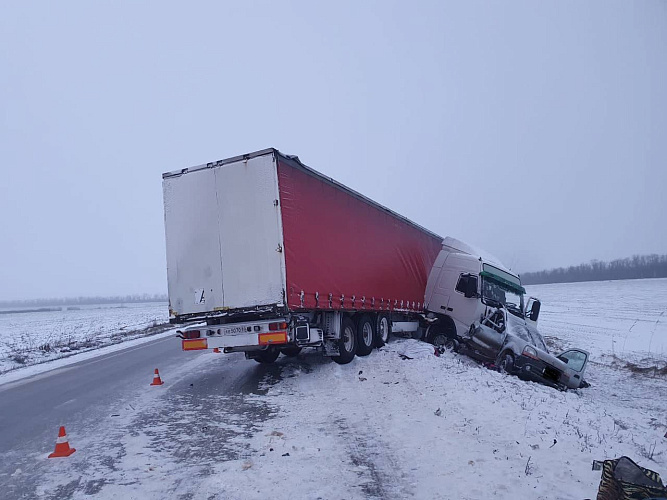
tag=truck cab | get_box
[423,237,535,341]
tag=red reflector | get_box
[269,322,288,331]
[183,330,201,339]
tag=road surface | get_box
[0,335,285,499]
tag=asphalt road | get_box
[0,334,285,499]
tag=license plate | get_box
[222,325,250,335]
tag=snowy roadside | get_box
[0,326,181,387]
[194,339,666,500]
[12,335,666,500]
[196,279,667,499]
[0,302,169,376]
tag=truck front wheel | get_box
[332,316,357,365]
[428,324,455,347]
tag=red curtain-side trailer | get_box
[276,154,443,313]
[163,149,444,363]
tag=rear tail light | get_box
[183,329,201,339]
[269,322,288,331]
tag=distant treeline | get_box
[0,293,167,308]
[522,254,667,285]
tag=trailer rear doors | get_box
[163,152,286,319]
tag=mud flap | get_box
[323,339,340,357]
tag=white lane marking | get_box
[54,398,77,410]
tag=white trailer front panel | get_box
[163,153,286,318]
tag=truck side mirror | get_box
[464,276,478,299]
[529,300,541,321]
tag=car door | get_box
[557,349,589,388]
[469,309,508,358]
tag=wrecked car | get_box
[441,273,590,390]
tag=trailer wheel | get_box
[356,315,375,356]
[332,316,357,365]
[253,347,280,364]
[281,347,302,358]
[376,314,391,347]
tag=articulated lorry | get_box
[162,148,543,367]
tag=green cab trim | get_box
[480,270,526,295]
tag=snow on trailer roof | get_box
[162,147,445,243]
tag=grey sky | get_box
[1,1,665,301]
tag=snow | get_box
[526,278,667,365]
[198,279,666,499]
[0,327,179,388]
[4,279,667,499]
[0,302,169,375]
[200,344,665,499]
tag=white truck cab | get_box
[423,237,537,343]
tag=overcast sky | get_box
[1,1,665,301]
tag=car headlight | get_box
[522,345,539,360]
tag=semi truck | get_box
[161,148,540,366]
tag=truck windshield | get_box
[481,277,525,317]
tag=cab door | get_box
[443,254,484,336]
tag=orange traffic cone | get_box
[48,426,76,458]
[213,348,221,353]
[150,368,164,386]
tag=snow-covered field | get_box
[0,302,169,374]
[527,278,667,367]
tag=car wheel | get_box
[356,315,375,356]
[281,347,302,358]
[332,316,357,364]
[443,337,459,352]
[375,314,391,347]
[498,352,515,374]
[253,347,280,364]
